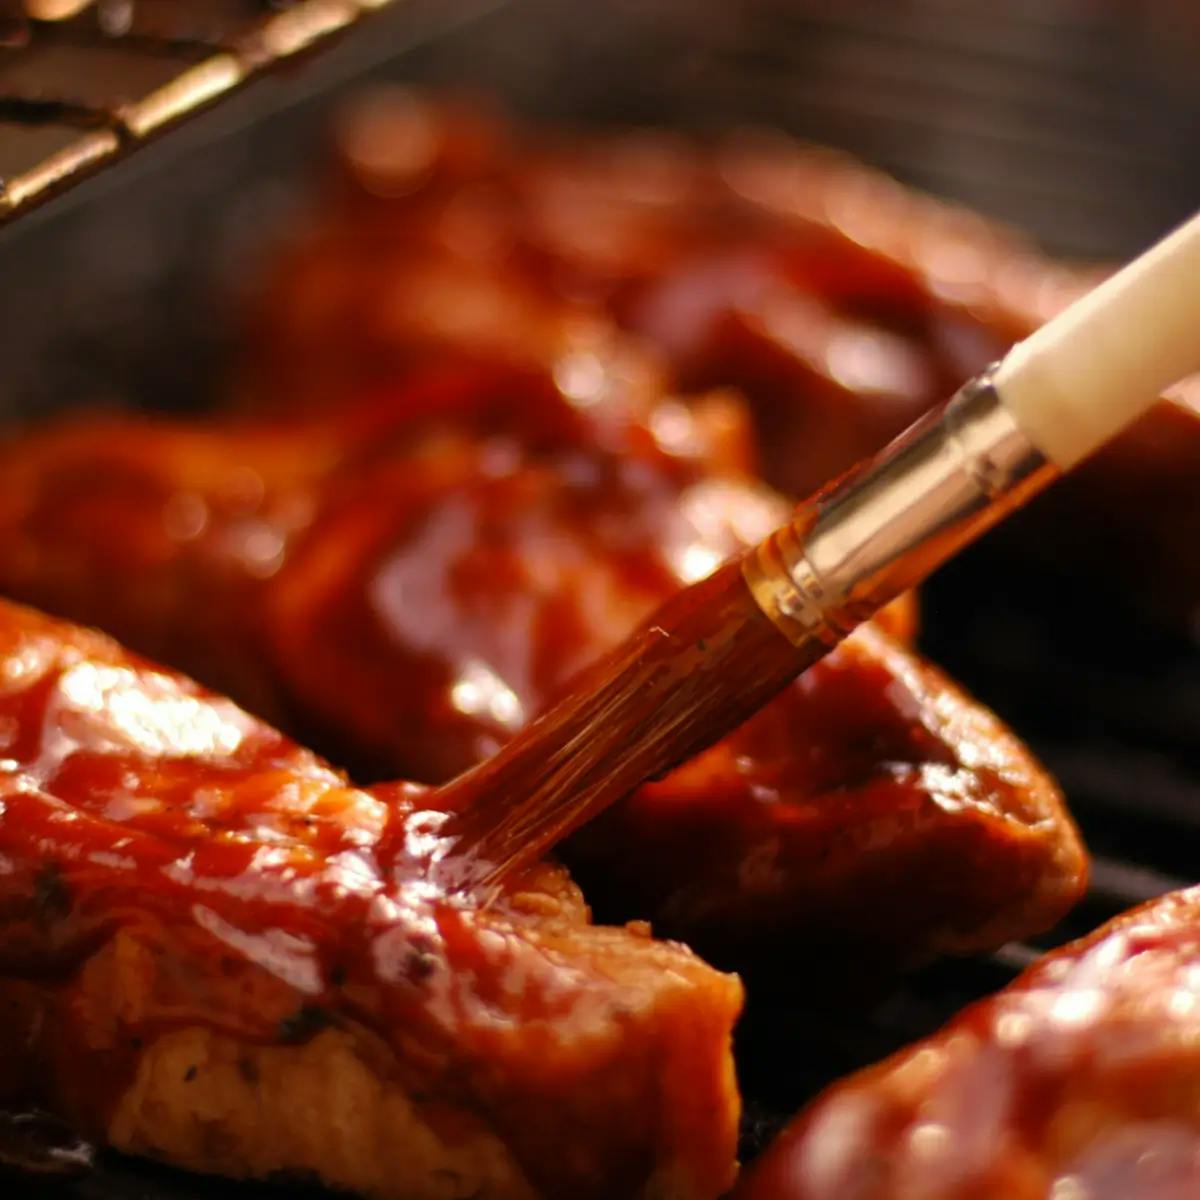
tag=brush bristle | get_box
[439,557,809,891]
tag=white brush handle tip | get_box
[995,210,1200,468]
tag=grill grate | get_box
[0,0,409,225]
[675,0,1200,260]
[394,0,1199,260]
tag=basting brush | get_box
[438,208,1200,891]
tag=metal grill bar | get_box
[0,0,405,224]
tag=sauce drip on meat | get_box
[0,602,742,1200]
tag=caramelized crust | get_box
[0,600,741,1199]
[735,886,1200,1200]
[0,369,1084,974]
[567,623,1083,973]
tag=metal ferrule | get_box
[744,365,1059,648]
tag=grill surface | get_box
[0,0,440,226]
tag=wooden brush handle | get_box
[996,209,1200,468]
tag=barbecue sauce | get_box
[0,601,746,1200]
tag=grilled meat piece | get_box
[0,361,1085,974]
[0,348,755,752]
[0,599,741,1200]
[0,413,328,725]
[243,92,1200,630]
[565,622,1082,974]
[240,92,1011,502]
[735,886,1200,1200]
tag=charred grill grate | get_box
[392,0,1200,259]
[686,0,1200,261]
[0,0,413,226]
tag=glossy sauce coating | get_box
[0,353,1085,975]
[565,622,1082,972]
[0,600,741,1199]
[735,885,1200,1200]
[266,370,778,779]
[0,99,1088,977]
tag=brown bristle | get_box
[437,556,808,892]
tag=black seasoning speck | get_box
[183,1066,198,1083]
[400,934,438,984]
[33,865,71,923]
[277,1005,332,1045]
[405,950,437,984]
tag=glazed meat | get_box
[240,92,1023,500]
[0,361,1085,974]
[264,382,1082,969]
[564,622,1081,972]
[735,885,1200,1200]
[0,351,757,756]
[0,598,742,1200]
[0,413,332,724]
[260,354,772,779]
[244,92,1200,631]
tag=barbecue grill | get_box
[1,2,1198,1195]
